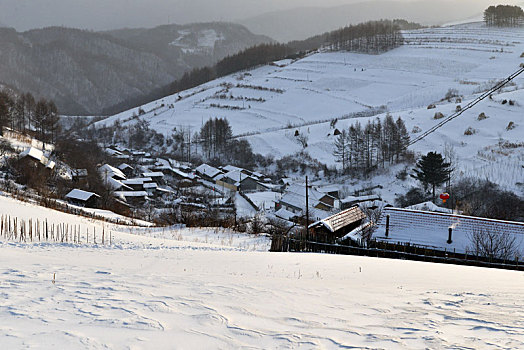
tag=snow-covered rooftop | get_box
[99,164,126,180]
[19,147,43,161]
[114,191,149,198]
[142,172,164,178]
[118,163,133,171]
[375,207,524,254]
[309,206,366,232]
[65,189,100,202]
[122,178,153,185]
[195,164,222,178]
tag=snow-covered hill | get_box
[97,23,524,196]
[1,193,524,349]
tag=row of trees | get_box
[0,89,60,144]
[327,20,404,54]
[333,115,410,175]
[199,117,233,160]
[484,5,524,27]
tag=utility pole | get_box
[305,176,309,242]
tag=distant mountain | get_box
[239,0,497,42]
[0,23,272,115]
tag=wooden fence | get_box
[272,237,524,271]
[0,215,112,245]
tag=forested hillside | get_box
[0,23,271,115]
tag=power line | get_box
[408,66,524,147]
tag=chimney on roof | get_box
[447,227,453,244]
[385,215,390,238]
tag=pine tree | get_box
[333,130,349,173]
[412,152,452,201]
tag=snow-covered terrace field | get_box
[1,194,524,348]
[95,23,524,197]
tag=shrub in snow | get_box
[521,52,524,58]
[444,88,459,101]
[427,104,436,109]
[456,105,462,112]
[433,112,445,119]
[395,187,430,207]
[509,100,515,106]
[455,98,462,103]
[502,99,508,105]
[395,167,409,181]
[506,121,516,131]
[477,112,488,121]
[411,125,422,133]
[464,127,476,135]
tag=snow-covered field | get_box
[95,22,524,198]
[1,191,524,349]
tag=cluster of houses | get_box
[17,144,524,258]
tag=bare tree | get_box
[295,133,308,149]
[467,228,520,261]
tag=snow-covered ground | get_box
[1,194,524,349]
[95,22,524,199]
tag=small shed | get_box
[309,206,367,243]
[65,189,100,208]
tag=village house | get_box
[98,164,133,192]
[65,189,100,208]
[99,164,126,181]
[118,163,134,177]
[18,147,55,172]
[308,206,368,244]
[195,163,223,182]
[215,170,269,192]
[375,207,524,255]
[114,191,149,207]
[142,171,164,185]
[122,177,153,191]
[341,194,385,210]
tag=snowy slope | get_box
[96,23,524,196]
[1,194,524,349]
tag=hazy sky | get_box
[0,0,521,31]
